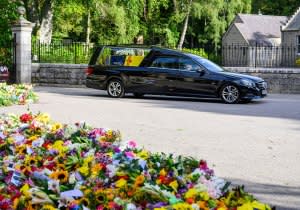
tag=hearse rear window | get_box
[96,47,150,67]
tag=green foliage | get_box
[252,0,299,16]
[182,48,208,58]
[0,0,20,67]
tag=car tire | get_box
[220,84,240,104]
[133,93,144,98]
[107,79,125,98]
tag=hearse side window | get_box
[178,58,201,72]
[96,47,149,67]
[150,57,178,69]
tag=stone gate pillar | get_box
[11,5,34,83]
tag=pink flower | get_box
[128,140,137,148]
[125,151,135,158]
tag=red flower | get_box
[199,160,208,170]
[20,113,33,123]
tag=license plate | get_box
[262,90,267,95]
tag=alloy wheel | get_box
[107,80,124,98]
[221,85,240,103]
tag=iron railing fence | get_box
[222,44,300,68]
[32,40,97,64]
[31,41,300,67]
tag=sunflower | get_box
[94,189,107,204]
[50,170,69,183]
[15,145,27,155]
[25,156,38,166]
[80,197,90,207]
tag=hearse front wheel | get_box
[107,79,125,98]
[220,84,240,104]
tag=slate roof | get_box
[232,14,288,45]
[282,7,300,31]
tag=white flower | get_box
[126,203,137,210]
[106,164,117,178]
[48,179,60,193]
[58,195,74,208]
[68,172,76,184]
[191,203,200,210]
[32,137,45,148]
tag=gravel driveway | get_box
[1,86,300,210]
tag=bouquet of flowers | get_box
[0,113,272,210]
[0,83,38,107]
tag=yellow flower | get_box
[237,201,271,210]
[80,197,90,207]
[172,203,193,210]
[28,135,38,142]
[115,178,127,188]
[159,169,167,176]
[200,192,210,201]
[154,208,167,210]
[25,156,38,166]
[137,149,149,159]
[99,136,106,142]
[20,184,30,197]
[35,113,50,124]
[51,140,67,154]
[91,164,103,177]
[83,156,94,164]
[94,189,106,204]
[185,188,198,199]
[78,165,90,177]
[41,204,57,210]
[169,180,179,192]
[50,170,69,183]
[51,123,63,132]
[15,145,27,155]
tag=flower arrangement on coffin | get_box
[0,113,273,210]
[0,83,38,107]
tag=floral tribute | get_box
[0,113,272,210]
[0,83,38,107]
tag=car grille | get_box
[256,81,267,89]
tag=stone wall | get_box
[32,63,87,87]
[31,63,300,94]
[224,67,300,94]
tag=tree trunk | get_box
[177,0,192,50]
[143,0,147,20]
[86,8,91,44]
[39,0,54,44]
[24,0,40,35]
[173,0,177,13]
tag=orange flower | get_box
[134,175,145,186]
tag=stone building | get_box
[281,7,300,66]
[222,14,288,67]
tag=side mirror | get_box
[197,68,205,76]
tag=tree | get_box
[0,0,20,66]
[252,0,299,16]
[177,0,192,50]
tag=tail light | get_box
[85,67,94,75]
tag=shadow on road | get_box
[227,178,300,210]
[35,86,300,121]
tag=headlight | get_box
[240,79,256,88]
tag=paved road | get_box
[1,87,300,209]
